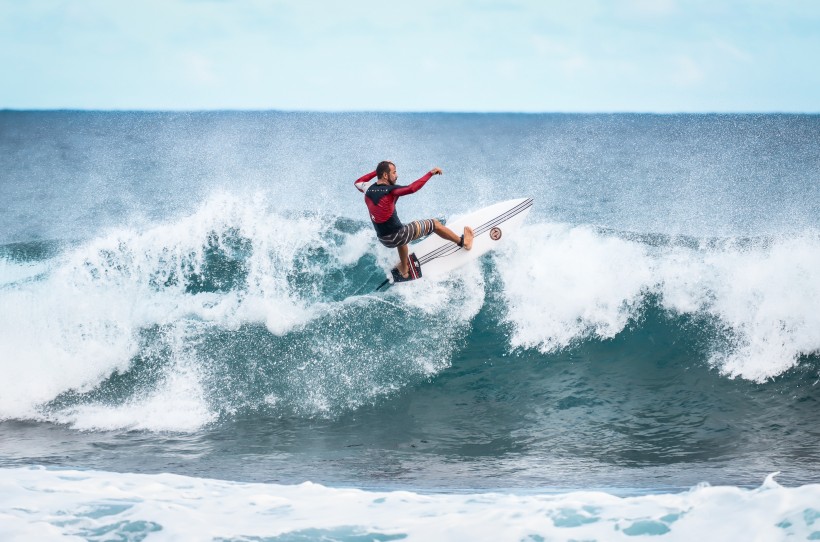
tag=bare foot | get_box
[462,226,474,250]
[397,263,410,278]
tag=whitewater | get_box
[1,111,819,539]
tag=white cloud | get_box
[496,59,520,78]
[530,35,572,57]
[561,54,589,75]
[713,39,753,63]
[669,55,705,86]
[529,35,589,76]
[626,0,678,17]
[180,52,218,84]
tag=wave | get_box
[0,193,483,430]
[499,222,820,381]
[2,467,819,541]
[1,193,818,431]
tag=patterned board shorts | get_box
[377,219,436,248]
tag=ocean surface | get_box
[1,111,819,540]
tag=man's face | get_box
[388,164,398,185]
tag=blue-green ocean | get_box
[1,112,819,540]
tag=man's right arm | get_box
[391,168,442,197]
[354,171,377,193]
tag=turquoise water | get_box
[1,112,819,494]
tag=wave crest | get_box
[499,223,820,382]
[1,194,819,431]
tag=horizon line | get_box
[2,108,819,115]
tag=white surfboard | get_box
[380,197,533,288]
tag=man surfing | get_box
[355,161,473,279]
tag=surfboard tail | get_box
[390,253,422,284]
[374,253,423,292]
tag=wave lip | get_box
[2,467,819,541]
[498,223,820,382]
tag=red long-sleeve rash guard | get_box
[354,170,434,237]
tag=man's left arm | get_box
[354,171,377,193]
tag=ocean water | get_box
[1,111,819,540]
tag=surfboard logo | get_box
[490,227,502,241]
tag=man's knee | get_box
[433,219,444,231]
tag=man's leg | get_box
[432,219,473,250]
[396,244,410,278]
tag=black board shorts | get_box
[377,219,436,248]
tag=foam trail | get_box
[1,467,819,541]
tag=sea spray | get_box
[0,194,485,428]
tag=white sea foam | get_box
[0,194,351,426]
[0,193,483,429]
[52,321,217,432]
[0,275,141,420]
[1,467,818,541]
[498,223,820,381]
[498,223,652,351]
[2,192,818,431]
[0,258,50,287]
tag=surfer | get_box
[355,161,473,278]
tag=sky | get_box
[1,0,819,112]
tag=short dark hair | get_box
[376,161,394,179]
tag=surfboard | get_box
[377,197,533,289]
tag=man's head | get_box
[376,161,397,184]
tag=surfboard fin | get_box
[375,278,391,292]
